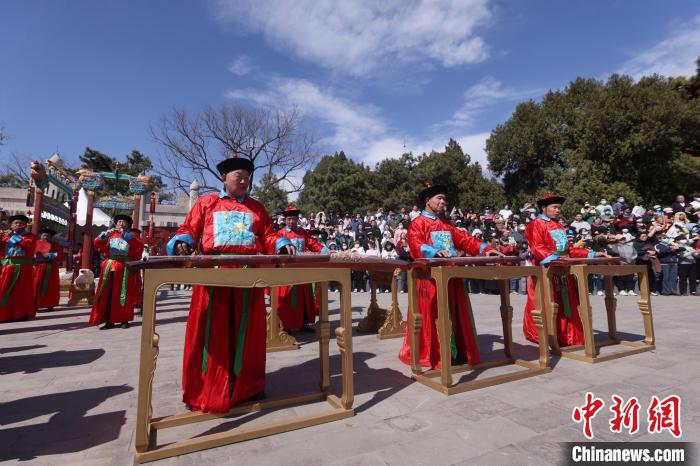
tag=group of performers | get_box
[0,215,64,322]
[2,152,607,416]
[160,153,606,414]
[0,210,145,329]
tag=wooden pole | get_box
[67,189,78,270]
[81,190,95,270]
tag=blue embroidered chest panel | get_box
[548,229,569,253]
[289,237,306,253]
[109,237,130,256]
[5,246,24,257]
[213,210,255,247]
[430,230,455,255]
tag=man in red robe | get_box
[398,184,501,369]
[522,192,606,346]
[89,214,144,329]
[275,204,328,332]
[34,228,65,312]
[0,215,37,322]
[168,154,295,414]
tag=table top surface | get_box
[127,254,625,272]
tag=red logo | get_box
[609,395,640,434]
[648,395,682,438]
[572,392,605,439]
[572,393,682,439]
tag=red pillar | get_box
[132,194,141,230]
[81,190,95,270]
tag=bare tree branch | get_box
[152,103,319,197]
[0,122,7,146]
[0,152,31,185]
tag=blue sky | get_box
[2,0,699,184]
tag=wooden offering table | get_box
[543,257,655,363]
[266,256,410,349]
[408,256,551,395]
[128,255,354,464]
[348,257,410,339]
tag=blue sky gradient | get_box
[2,0,699,179]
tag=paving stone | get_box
[0,291,697,465]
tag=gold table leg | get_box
[377,269,407,339]
[266,287,299,352]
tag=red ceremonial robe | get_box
[34,240,65,310]
[523,214,593,346]
[166,192,290,413]
[398,211,494,368]
[88,230,144,325]
[275,226,327,330]
[0,230,37,322]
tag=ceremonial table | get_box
[542,257,655,363]
[356,259,410,339]
[408,256,551,395]
[267,256,410,352]
[127,255,354,463]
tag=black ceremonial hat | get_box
[8,214,30,223]
[216,153,254,175]
[113,214,134,225]
[418,181,447,204]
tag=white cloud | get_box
[227,55,254,76]
[619,14,700,80]
[229,77,386,153]
[229,76,494,174]
[437,76,542,130]
[362,132,491,169]
[213,0,492,76]
[455,132,490,167]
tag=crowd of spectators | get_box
[273,194,700,297]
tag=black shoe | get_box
[247,390,267,402]
[451,355,467,365]
[301,324,316,333]
[47,307,54,312]
[100,322,115,330]
[120,322,130,329]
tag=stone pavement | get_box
[1,289,697,465]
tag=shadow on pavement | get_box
[0,344,47,354]
[0,385,133,461]
[32,312,92,321]
[0,348,106,375]
[265,351,412,414]
[0,320,88,336]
